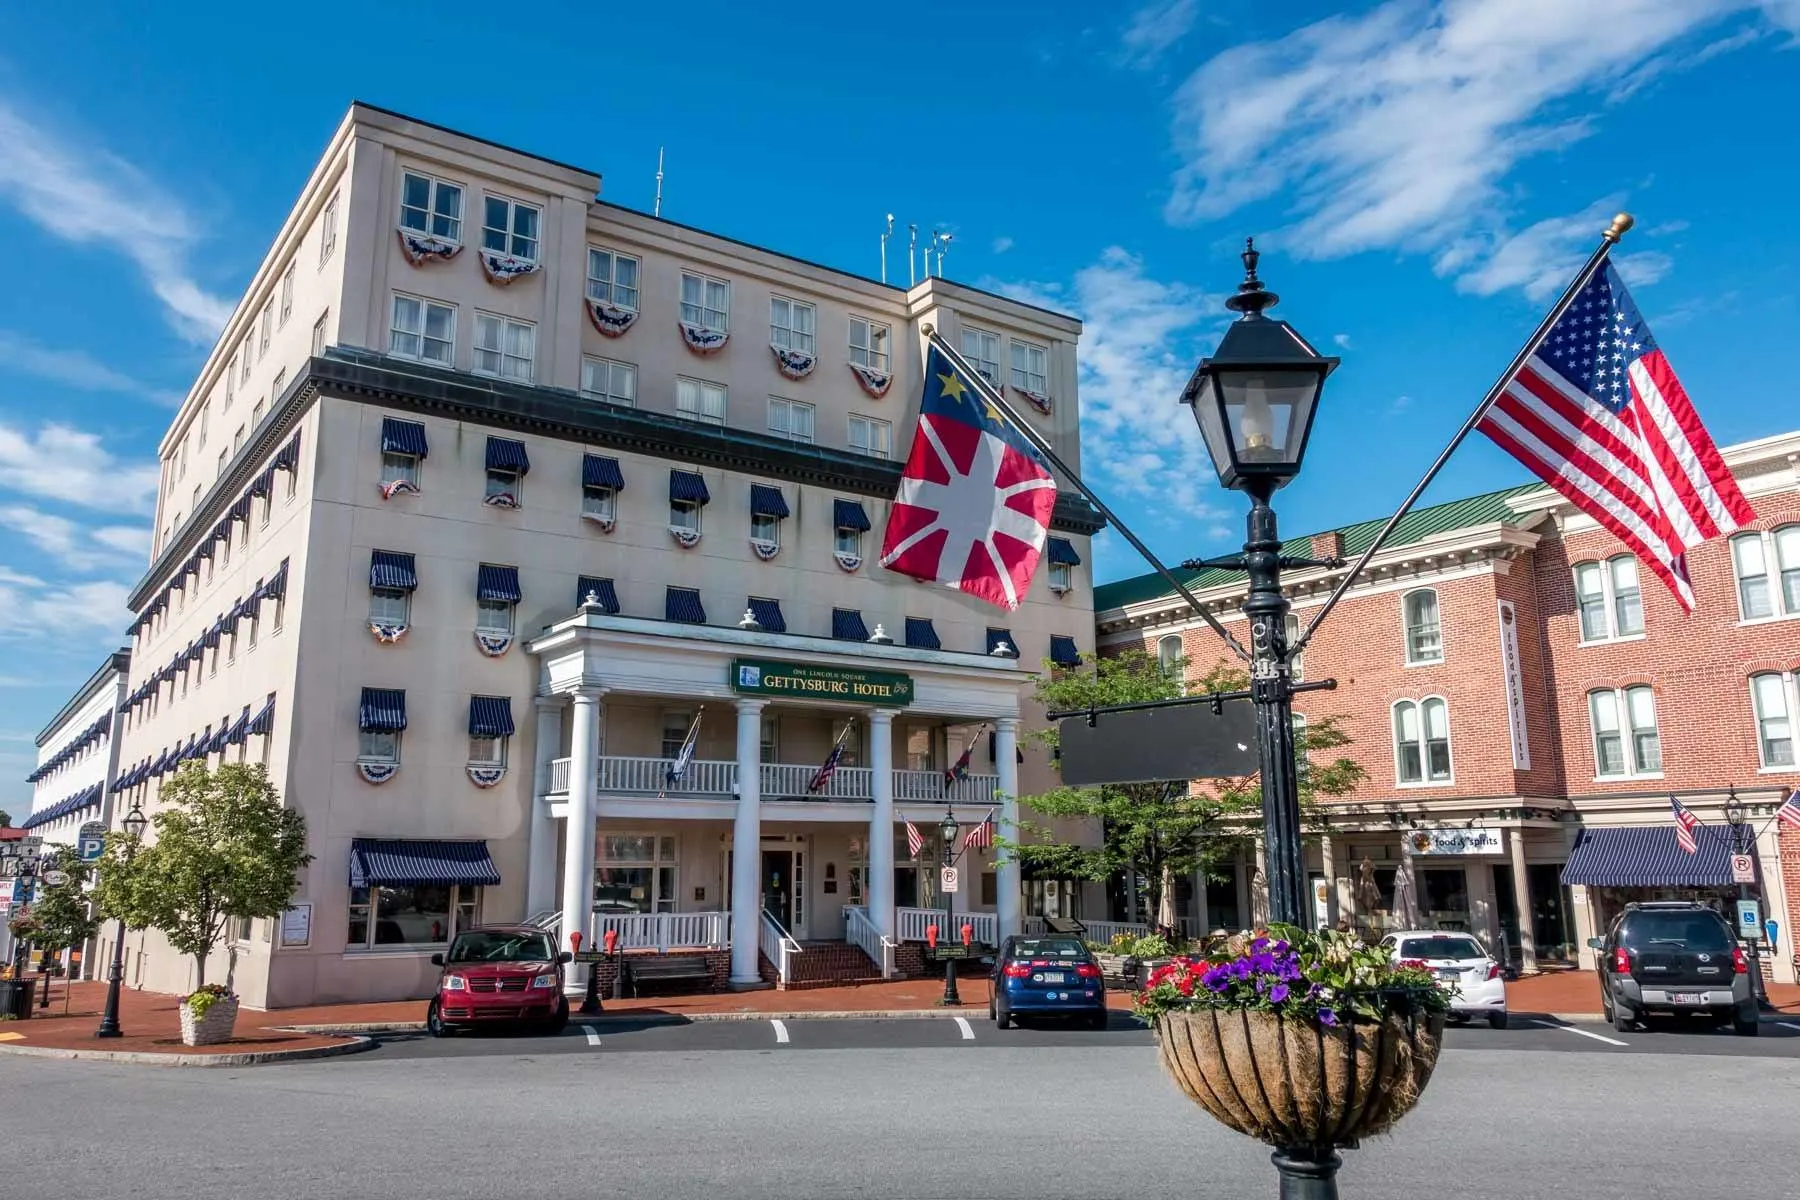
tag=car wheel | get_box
[1733,1012,1760,1037]
[1488,1012,1508,1030]
[1086,1011,1109,1031]
[426,999,451,1039]
[996,1006,1013,1030]
[988,995,996,1022]
[1612,1007,1635,1034]
[545,996,570,1034]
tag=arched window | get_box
[1158,635,1184,678]
[1284,612,1304,682]
[1402,589,1442,664]
[1392,697,1452,785]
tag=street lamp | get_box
[938,806,962,1007]
[1722,789,1770,1009]
[1179,239,1338,929]
[95,801,147,1039]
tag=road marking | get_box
[1776,1022,1800,1033]
[953,1016,975,1041]
[581,1024,602,1047]
[1530,1018,1627,1046]
[771,1019,790,1044]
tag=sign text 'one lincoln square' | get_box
[731,659,916,705]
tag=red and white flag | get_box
[880,346,1058,610]
[962,808,996,852]
[1477,262,1755,611]
[904,821,924,859]
[1670,795,1701,855]
[1776,789,1800,833]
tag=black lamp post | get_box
[938,806,962,1007]
[95,801,147,1039]
[1722,789,1771,1009]
[1180,239,1338,930]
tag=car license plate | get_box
[1670,992,1702,1005]
[1436,970,1459,982]
[1041,972,1066,984]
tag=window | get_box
[580,356,636,407]
[768,396,815,443]
[199,404,209,449]
[1730,528,1800,621]
[1750,673,1795,768]
[268,371,283,404]
[849,317,890,372]
[670,497,701,536]
[319,192,339,266]
[597,835,678,914]
[770,297,815,355]
[1402,589,1442,664]
[1284,612,1304,683]
[359,726,399,764]
[835,523,863,560]
[347,884,478,949]
[481,195,540,262]
[217,448,228,479]
[279,263,294,326]
[370,585,410,629]
[381,448,419,489]
[233,425,245,456]
[583,484,616,524]
[476,596,514,635]
[1574,555,1645,641]
[258,302,272,358]
[389,293,456,364]
[660,713,693,760]
[241,338,252,383]
[680,272,730,331]
[1588,686,1661,777]
[1393,697,1452,784]
[586,247,640,310]
[473,313,535,381]
[400,172,463,243]
[1009,339,1048,394]
[848,414,891,459]
[312,311,328,355]
[759,716,779,763]
[468,701,510,768]
[751,510,780,546]
[1049,560,1072,593]
[962,327,1001,384]
[1157,635,1184,681]
[676,377,726,425]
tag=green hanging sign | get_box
[730,659,916,706]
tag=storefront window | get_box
[346,884,477,949]
[1419,868,1471,930]
[596,833,678,913]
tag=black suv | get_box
[1590,901,1757,1036]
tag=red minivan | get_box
[427,924,572,1036]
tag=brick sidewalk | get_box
[1503,966,1800,1015]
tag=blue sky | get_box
[2,0,1798,811]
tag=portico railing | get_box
[843,905,897,978]
[760,910,802,985]
[895,906,997,948]
[595,910,731,952]
[546,755,999,804]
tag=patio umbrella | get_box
[1393,862,1421,928]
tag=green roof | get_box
[1093,482,1546,612]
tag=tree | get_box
[94,762,311,988]
[0,809,11,827]
[9,846,99,957]
[1008,649,1366,929]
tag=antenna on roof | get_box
[908,224,918,287]
[936,231,952,278]
[880,214,894,284]
[654,147,665,217]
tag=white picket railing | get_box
[759,910,802,985]
[893,769,999,804]
[1079,919,1150,946]
[895,907,997,947]
[759,762,874,800]
[548,758,571,794]
[842,905,897,978]
[595,910,730,951]
[544,756,999,804]
[1021,915,1048,935]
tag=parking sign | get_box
[940,866,959,894]
[1736,899,1762,941]
[77,820,107,862]
[1730,854,1755,884]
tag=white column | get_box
[1318,835,1337,929]
[995,717,1021,940]
[730,698,767,986]
[526,697,563,918]
[1508,827,1537,972]
[867,709,897,946]
[559,689,601,993]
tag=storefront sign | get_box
[1497,601,1530,770]
[1407,829,1505,857]
[280,903,312,949]
[730,659,915,706]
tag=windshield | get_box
[446,930,557,964]
[1008,937,1085,959]
[1398,936,1485,961]
[1620,913,1732,952]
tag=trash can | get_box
[0,978,37,1019]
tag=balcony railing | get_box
[594,910,730,952]
[896,906,997,948]
[546,755,999,804]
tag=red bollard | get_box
[961,922,973,947]
[926,924,939,951]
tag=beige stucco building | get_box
[100,104,1102,1007]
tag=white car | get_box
[1380,930,1508,1029]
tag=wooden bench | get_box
[625,955,715,997]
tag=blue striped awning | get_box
[832,608,869,642]
[750,484,789,519]
[1047,537,1082,566]
[485,436,530,474]
[348,839,501,889]
[666,587,706,625]
[833,498,871,531]
[381,417,429,458]
[370,550,418,591]
[904,617,940,651]
[476,564,521,603]
[669,469,710,505]
[1561,826,1736,889]
[468,695,515,738]
[209,720,232,753]
[21,783,103,829]
[576,576,621,613]
[1050,635,1082,666]
[583,454,625,490]
[229,495,253,525]
[987,628,1018,657]
[274,432,301,472]
[263,560,289,601]
[748,597,786,634]
[359,688,407,732]
[249,466,275,498]
[226,705,252,746]
[247,694,276,736]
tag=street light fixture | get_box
[95,800,147,1039]
[1722,789,1771,1009]
[938,806,962,1007]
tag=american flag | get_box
[1477,262,1755,610]
[962,808,995,851]
[1777,789,1800,832]
[904,821,924,859]
[879,346,1058,610]
[806,738,846,795]
[943,737,976,796]
[1670,795,1701,855]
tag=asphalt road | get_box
[5,1023,1800,1200]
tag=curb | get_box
[0,1034,376,1068]
[288,1007,1145,1032]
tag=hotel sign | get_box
[731,659,915,706]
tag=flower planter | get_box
[179,996,240,1046]
[1093,952,1134,987]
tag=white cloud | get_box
[992,236,1015,254]
[1119,0,1201,68]
[1332,333,1353,350]
[0,421,160,515]
[0,574,130,642]
[0,504,149,572]
[0,99,232,342]
[0,330,182,406]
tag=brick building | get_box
[1095,430,1800,982]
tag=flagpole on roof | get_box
[921,326,1253,664]
[1289,212,1635,658]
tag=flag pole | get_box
[1290,212,1635,657]
[922,326,1252,664]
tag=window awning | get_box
[348,839,501,889]
[748,597,786,634]
[247,694,276,736]
[986,628,1018,657]
[359,687,407,732]
[833,498,871,532]
[370,550,418,591]
[249,466,274,498]
[904,617,940,651]
[750,484,789,519]
[209,719,233,753]
[583,454,625,491]
[273,432,301,472]
[468,696,515,738]
[666,587,706,624]
[485,436,530,475]
[229,495,252,525]
[226,704,252,745]
[576,576,621,613]
[1050,635,1082,666]
[832,608,869,642]
[1047,537,1081,566]
[381,417,429,458]
[669,469,710,505]
[476,564,521,603]
[1561,826,1736,889]
[263,560,289,602]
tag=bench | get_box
[625,955,715,997]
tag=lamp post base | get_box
[1271,1149,1341,1200]
[939,960,962,1007]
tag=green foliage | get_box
[94,762,311,987]
[13,846,98,953]
[0,809,11,827]
[185,982,235,1017]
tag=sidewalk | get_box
[1503,966,1800,1017]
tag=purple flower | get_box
[1318,1009,1339,1028]
[1269,983,1290,1004]
[1251,936,1269,951]
[1272,940,1290,955]
[1203,968,1230,993]
[1307,983,1323,998]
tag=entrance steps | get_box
[760,940,884,990]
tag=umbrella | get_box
[1393,863,1421,928]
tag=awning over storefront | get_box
[1561,825,1735,889]
[348,839,501,889]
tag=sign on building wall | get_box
[1407,829,1506,856]
[730,659,915,706]
[1496,601,1531,770]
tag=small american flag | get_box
[904,821,924,859]
[806,740,846,795]
[962,808,995,851]
[1477,262,1755,610]
[1671,795,1701,855]
[943,736,976,796]
[1777,789,1800,833]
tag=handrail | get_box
[759,909,804,985]
[843,905,897,979]
[526,909,561,934]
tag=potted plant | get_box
[1135,927,1449,1198]
[180,983,240,1046]
[1091,932,1137,986]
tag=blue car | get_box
[989,935,1108,1029]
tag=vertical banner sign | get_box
[1497,601,1531,770]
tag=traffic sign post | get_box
[1736,899,1763,943]
[77,821,107,862]
[1730,854,1756,884]
[939,866,959,894]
